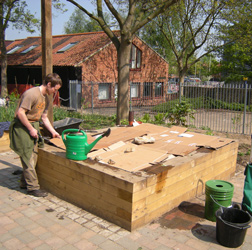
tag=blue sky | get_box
[5,0,95,40]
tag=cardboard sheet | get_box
[139,130,234,155]
[198,137,234,149]
[88,141,170,171]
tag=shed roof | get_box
[6,31,117,67]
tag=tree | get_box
[64,7,109,34]
[219,42,252,82]
[0,0,40,97]
[142,0,252,94]
[66,0,179,124]
[215,0,252,82]
[139,20,177,74]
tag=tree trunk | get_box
[178,61,187,101]
[116,36,131,124]
[0,4,7,97]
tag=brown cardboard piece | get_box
[88,141,171,171]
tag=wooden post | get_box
[41,0,53,131]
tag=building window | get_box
[57,42,78,53]
[130,82,140,98]
[114,83,118,99]
[20,45,38,54]
[7,45,23,54]
[155,82,164,97]
[143,82,153,97]
[99,83,111,100]
[130,44,142,69]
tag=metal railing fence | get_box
[180,83,252,135]
[70,81,252,135]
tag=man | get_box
[9,73,62,197]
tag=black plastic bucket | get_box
[215,207,252,248]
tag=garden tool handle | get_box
[101,128,111,138]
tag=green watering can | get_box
[62,128,111,160]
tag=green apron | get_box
[9,118,43,167]
[242,164,252,214]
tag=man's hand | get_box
[29,127,38,139]
[52,131,61,139]
[16,107,38,138]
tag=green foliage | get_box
[9,1,40,33]
[120,119,128,125]
[153,113,167,124]
[139,18,176,68]
[199,126,214,136]
[218,41,252,82]
[81,98,90,111]
[139,113,151,123]
[64,8,110,34]
[0,95,19,122]
[154,96,252,113]
[238,152,244,156]
[166,101,195,126]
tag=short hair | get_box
[44,73,62,87]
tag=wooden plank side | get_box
[0,132,10,152]
[39,171,132,230]
[143,155,236,206]
[39,146,141,192]
[143,142,237,188]
[38,168,133,223]
[132,147,236,203]
[0,143,11,152]
[132,154,236,220]
[131,188,197,230]
[37,157,133,213]
[141,189,197,228]
[39,154,133,201]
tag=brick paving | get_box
[1,150,252,250]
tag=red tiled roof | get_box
[5,40,14,47]
[5,31,118,67]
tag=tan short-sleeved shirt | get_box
[15,87,49,122]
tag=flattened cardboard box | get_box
[88,141,172,171]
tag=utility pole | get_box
[41,0,53,130]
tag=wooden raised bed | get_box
[0,131,10,153]
[37,138,238,231]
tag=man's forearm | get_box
[41,115,58,135]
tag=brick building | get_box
[2,31,169,108]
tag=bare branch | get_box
[66,0,120,49]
